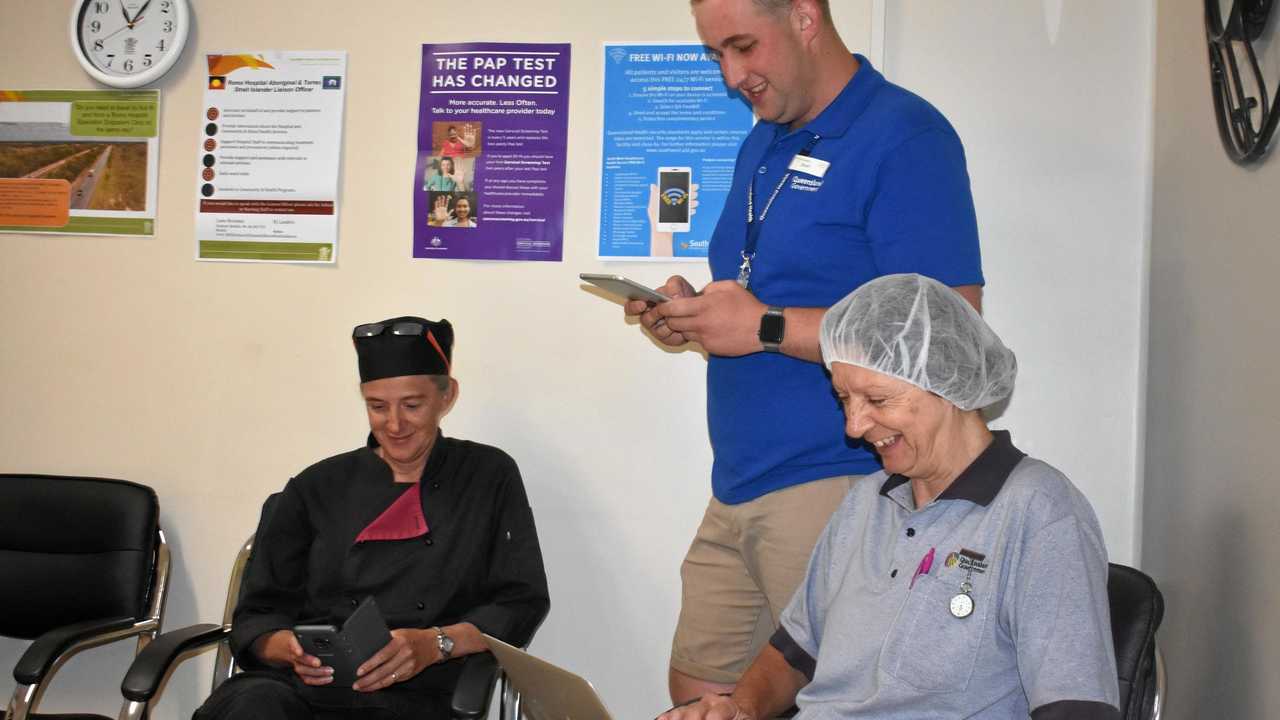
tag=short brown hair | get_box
[692,0,831,23]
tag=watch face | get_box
[759,311,786,344]
[73,0,187,87]
[949,592,974,619]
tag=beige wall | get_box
[0,1,1162,718]
[1144,2,1280,717]
[0,2,872,717]
[885,1,1153,563]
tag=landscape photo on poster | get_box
[0,90,159,236]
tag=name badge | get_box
[789,154,830,177]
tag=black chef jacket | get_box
[229,431,550,704]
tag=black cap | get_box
[353,316,452,382]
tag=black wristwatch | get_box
[434,627,454,661]
[758,305,786,352]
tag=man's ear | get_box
[791,0,821,40]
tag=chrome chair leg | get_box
[6,683,38,720]
[1152,647,1166,720]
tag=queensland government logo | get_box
[789,176,823,192]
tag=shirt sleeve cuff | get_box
[768,626,816,681]
[229,614,293,669]
[1031,700,1121,720]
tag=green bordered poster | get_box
[195,51,347,263]
[0,90,160,237]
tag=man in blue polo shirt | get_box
[625,0,984,703]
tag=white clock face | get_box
[949,592,974,619]
[72,0,188,88]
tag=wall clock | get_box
[69,0,190,88]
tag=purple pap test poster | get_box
[414,42,570,261]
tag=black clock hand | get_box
[121,1,133,26]
[130,0,154,25]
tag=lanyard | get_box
[738,133,823,289]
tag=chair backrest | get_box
[1108,562,1164,720]
[211,492,282,688]
[0,474,161,639]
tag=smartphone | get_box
[656,166,692,233]
[294,596,391,687]
[294,624,361,686]
[580,273,669,304]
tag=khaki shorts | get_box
[670,475,860,684]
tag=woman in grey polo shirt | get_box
[664,273,1120,720]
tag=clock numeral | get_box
[160,0,171,12]
[89,20,102,33]
[162,20,174,32]
[157,39,166,51]
[105,54,115,68]
[142,54,153,68]
[123,59,135,72]
[94,1,109,13]
[94,39,105,51]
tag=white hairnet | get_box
[819,274,1016,411]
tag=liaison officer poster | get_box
[195,51,347,263]
[598,43,754,260]
[414,42,570,262]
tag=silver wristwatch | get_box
[435,627,454,660]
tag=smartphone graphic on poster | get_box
[656,166,692,233]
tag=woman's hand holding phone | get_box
[351,628,439,691]
[254,629,333,685]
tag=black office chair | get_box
[1108,563,1166,720]
[118,493,543,720]
[0,474,170,720]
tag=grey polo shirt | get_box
[773,431,1120,719]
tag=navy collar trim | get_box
[878,430,1026,507]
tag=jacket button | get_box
[425,537,434,546]
[432,483,440,489]
[350,598,358,608]
[906,528,915,537]
[417,602,425,610]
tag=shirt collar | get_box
[879,430,1026,508]
[363,429,449,484]
[771,53,882,143]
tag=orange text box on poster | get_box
[0,179,71,227]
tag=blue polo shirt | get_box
[707,56,984,504]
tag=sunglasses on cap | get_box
[352,321,428,339]
[352,321,451,373]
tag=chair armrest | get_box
[14,616,138,684]
[120,623,228,701]
[450,652,500,719]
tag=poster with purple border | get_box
[413,42,570,262]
